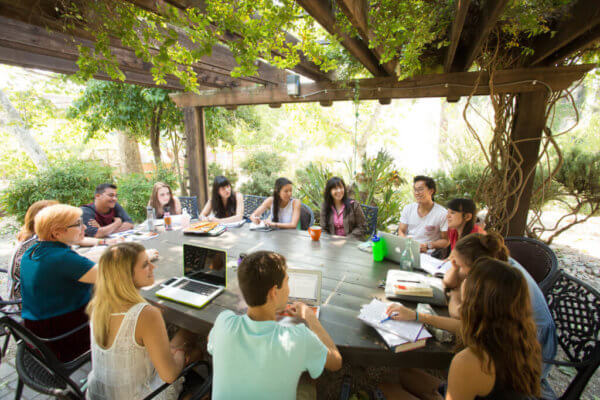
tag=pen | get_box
[380,312,398,323]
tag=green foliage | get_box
[204,106,263,148]
[208,162,239,187]
[239,151,285,196]
[432,163,487,208]
[116,167,179,222]
[555,146,600,203]
[0,159,113,222]
[295,162,332,216]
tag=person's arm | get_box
[447,288,462,319]
[443,257,462,289]
[78,265,98,284]
[114,203,134,232]
[289,302,342,371]
[268,199,301,229]
[446,349,494,400]
[93,219,123,237]
[350,202,368,239]
[212,193,244,223]
[200,198,212,220]
[138,305,185,383]
[250,197,272,224]
[397,223,408,237]
[173,197,182,215]
[386,303,461,334]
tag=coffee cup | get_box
[308,226,322,241]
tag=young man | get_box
[397,175,449,254]
[207,251,342,400]
[81,183,134,238]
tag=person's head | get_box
[17,200,59,242]
[452,232,509,276]
[413,175,436,203]
[237,251,289,311]
[323,176,351,223]
[447,198,477,236]
[272,177,293,223]
[150,182,175,212]
[94,183,118,210]
[34,204,85,245]
[461,257,541,397]
[211,176,237,218]
[87,242,149,347]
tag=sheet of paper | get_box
[358,299,426,342]
[288,272,318,300]
[419,254,451,276]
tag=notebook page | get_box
[358,299,426,342]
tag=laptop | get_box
[378,231,421,269]
[156,244,226,308]
[280,268,322,320]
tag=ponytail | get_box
[454,232,509,265]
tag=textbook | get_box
[419,254,452,278]
[384,270,448,306]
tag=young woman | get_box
[443,257,541,399]
[148,182,182,219]
[446,198,484,250]
[320,177,368,239]
[200,176,244,223]
[250,177,301,229]
[86,242,200,400]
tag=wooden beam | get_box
[544,25,600,65]
[337,0,397,76]
[528,0,600,66]
[450,0,509,72]
[170,65,594,107]
[183,107,209,207]
[444,0,471,72]
[296,0,388,77]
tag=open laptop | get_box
[280,268,322,320]
[378,231,421,269]
[156,244,226,308]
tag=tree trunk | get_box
[117,131,143,174]
[169,129,188,196]
[0,89,49,169]
[149,105,163,166]
[357,103,382,160]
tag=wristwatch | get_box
[427,242,433,250]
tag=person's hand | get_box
[88,220,100,228]
[106,237,124,245]
[114,217,122,225]
[250,215,260,224]
[199,214,208,221]
[206,215,215,222]
[146,248,159,261]
[264,220,275,228]
[385,303,416,321]
[287,302,317,323]
[419,243,428,253]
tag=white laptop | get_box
[378,231,421,269]
[280,268,322,320]
[156,244,226,308]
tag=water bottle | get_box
[372,233,385,262]
[146,206,156,232]
[164,206,172,231]
[400,243,412,270]
[181,208,191,229]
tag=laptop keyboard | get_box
[181,280,219,296]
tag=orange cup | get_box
[308,226,322,241]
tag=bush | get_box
[295,162,332,218]
[239,151,285,196]
[0,158,114,223]
[208,162,239,187]
[432,163,486,208]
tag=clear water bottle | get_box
[400,240,413,270]
[181,208,191,229]
[146,206,156,232]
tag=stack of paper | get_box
[419,254,452,277]
[384,270,438,298]
[358,299,431,352]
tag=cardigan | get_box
[320,200,368,240]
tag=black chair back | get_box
[299,203,314,230]
[0,314,85,399]
[545,270,600,400]
[360,204,378,237]
[504,236,558,294]
[243,195,268,219]
[179,196,199,219]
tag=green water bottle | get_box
[372,233,385,262]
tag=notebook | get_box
[385,269,448,306]
[155,244,226,308]
[278,269,322,321]
[419,254,452,277]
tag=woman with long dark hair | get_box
[250,177,301,229]
[446,198,484,250]
[320,177,368,239]
[200,176,244,223]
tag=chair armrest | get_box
[544,358,593,368]
[0,299,22,306]
[142,360,211,400]
[38,321,89,343]
[0,268,8,274]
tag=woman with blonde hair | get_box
[86,242,199,400]
[148,182,182,219]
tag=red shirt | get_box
[448,225,485,250]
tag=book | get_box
[374,326,428,353]
[385,270,439,299]
[249,221,274,231]
[419,254,452,277]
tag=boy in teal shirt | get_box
[207,251,342,400]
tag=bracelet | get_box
[99,239,106,245]
[415,311,419,322]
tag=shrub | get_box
[295,162,332,219]
[0,158,113,223]
[208,162,239,187]
[431,163,486,208]
[239,151,285,196]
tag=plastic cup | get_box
[308,226,322,241]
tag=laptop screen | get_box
[183,244,227,286]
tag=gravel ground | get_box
[0,214,598,399]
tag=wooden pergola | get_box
[0,0,598,235]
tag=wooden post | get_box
[505,90,549,236]
[183,107,209,207]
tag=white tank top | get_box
[86,303,182,400]
[270,198,295,224]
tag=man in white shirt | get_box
[397,175,449,253]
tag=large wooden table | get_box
[140,225,454,369]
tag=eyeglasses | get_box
[413,187,427,193]
[67,219,84,229]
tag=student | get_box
[82,183,134,238]
[250,178,301,229]
[199,176,244,223]
[86,242,200,400]
[446,198,485,250]
[148,182,182,219]
[320,177,368,240]
[443,257,541,399]
[397,176,449,254]
[207,251,342,399]
[20,204,97,362]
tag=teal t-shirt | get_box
[20,241,95,321]
[207,310,328,400]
